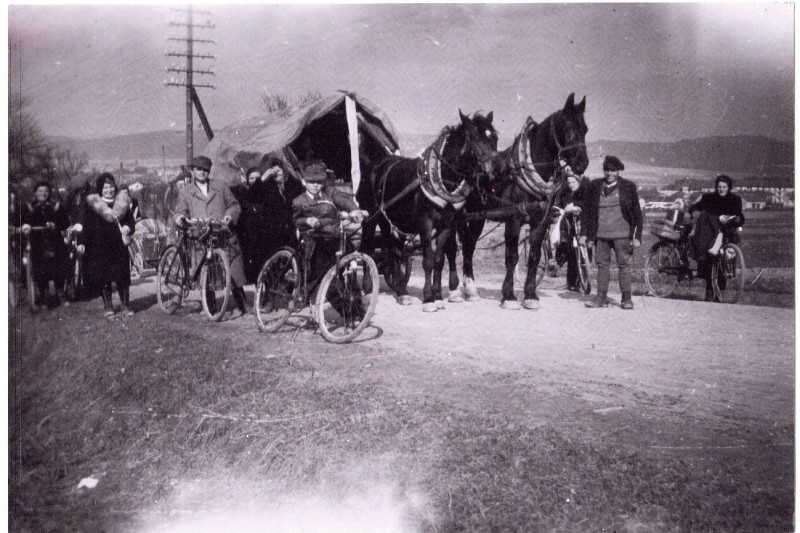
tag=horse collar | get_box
[418,126,471,207]
[511,117,554,199]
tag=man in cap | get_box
[174,155,249,316]
[292,159,365,290]
[580,155,643,309]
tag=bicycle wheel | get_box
[129,242,144,280]
[255,249,299,333]
[576,241,592,294]
[712,244,744,304]
[200,248,232,322]
[316,252,380,344]
[644,241,681,298]
[65,257,83,302]
[156,245,184,313]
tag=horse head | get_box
[446,110,498,189]
[528,93,589,191]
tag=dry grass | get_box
[10,296,793,532]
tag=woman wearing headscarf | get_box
[20,180,70,308]
[82,172,136,318]
[689,174,745,301]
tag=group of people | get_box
[12,173,139,316]
[574,155,744,307]
[12,152,744,319]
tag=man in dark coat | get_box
[257,158,303,260]
[580,155,643,309]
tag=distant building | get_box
[740,191,773,210]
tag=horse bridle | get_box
[431,124,496,183]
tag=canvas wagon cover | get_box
[204,93,401,189]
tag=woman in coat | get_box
[82,172,136,318]
[20,180,70,308]
[688,174,745,301]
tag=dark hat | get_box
[715,174,733,189]
[34,180,53,193]
[602,155,625,172]
[300,160,328,183]
[96,172,116,194]
[191,155,213,172]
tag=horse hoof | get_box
[464,278,481,301]
[522,299,540,310]
[435,300,446,309]
[501,300,520,310]
[448,293,465,303]
[397,295,413,306]
[423,302,438,313]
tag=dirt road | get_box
[132,272,794,448]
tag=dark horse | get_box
[446,94,589,309]
[357,111,498,312]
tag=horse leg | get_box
[523,208,547,309]
[420,221,437,313]
[444,232,463,303]
[432,228,451,309]
[461,218,484,301]
[500,218,521,310]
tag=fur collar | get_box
[86,189,131,222]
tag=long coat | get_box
[82,191,135,290]
[581,177,643,243]
[21,199,70,285]
[173,180,246,286]
[689,192,744,259]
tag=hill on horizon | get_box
[47,130,793,178]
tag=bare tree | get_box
[54,148,89,189]
[297,89,322,105]
[8,96,50,183]
[260,93,289,113]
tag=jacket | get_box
[174,180,241,225]
[581,176,643,242]
[292,187,359,237]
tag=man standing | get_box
[580,155,642,309]
[174,155,249,316]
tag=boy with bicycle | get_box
[292,159,366,291]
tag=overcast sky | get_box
[8,3,795,145]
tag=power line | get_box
[165,5,215,167]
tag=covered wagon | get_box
[202,92,401,197]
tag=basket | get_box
[649,220,680,241]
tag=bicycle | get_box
[156,218,233,321]
[254,212,380,344]
[11,225,49,311]
[644,212,745,303]
[515,209,591,294]
[63,224,85,302]
[129,238,145,280]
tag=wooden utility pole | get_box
[165,6,215,169]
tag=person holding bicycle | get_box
[174,155,249,316]
[580,155,643,309]
[688,174,745,302]
[20,180,70,308]
[82,173,137,318]
[292,159,365,291]
[555,173,589,292]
